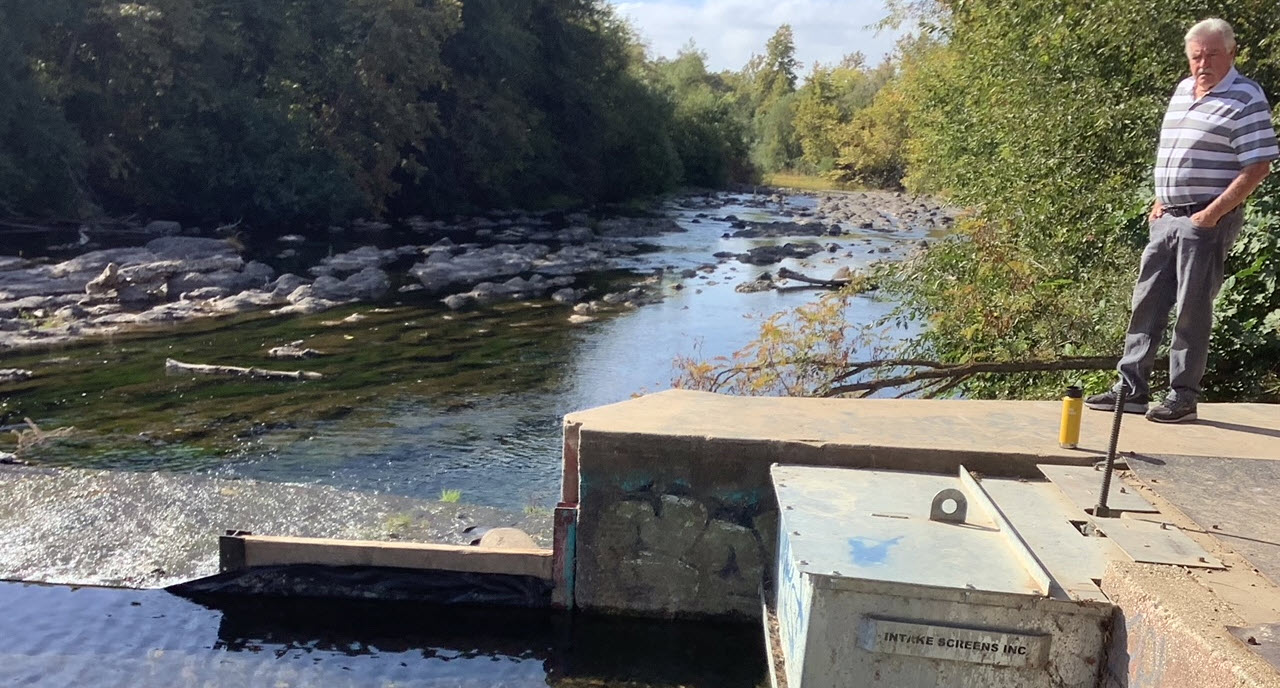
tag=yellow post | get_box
[1059,385,1083,449]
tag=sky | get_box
[609,0,909,73]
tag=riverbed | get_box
[1,190,948,510]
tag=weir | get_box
[27,389,1280,686]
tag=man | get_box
[1087,18,1279,423]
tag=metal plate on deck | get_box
[1093,519,1224,569]
[980,479,1126,602]
[1128,454,1280,587]
[1038,464,1157,513]
[772,466,1045,596]
[1227,624,1280,671]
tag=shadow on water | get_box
[0,581,766,687]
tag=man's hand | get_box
[1190,209,1218,228]
[1149,200,1164,223]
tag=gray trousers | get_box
[1117,207,1242,403]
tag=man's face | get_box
[1186,35,1236,92]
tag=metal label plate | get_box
[858,618,1050,668]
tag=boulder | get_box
[143,220,182,235]
[144,236,235,260]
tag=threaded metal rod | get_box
[1095,383,1127,518]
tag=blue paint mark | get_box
[848,536,903,566]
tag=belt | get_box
[1162,201,1212,217]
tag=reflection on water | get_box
[2,194,933,509]
[0,581,766,688]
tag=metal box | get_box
[771,465,1113,688]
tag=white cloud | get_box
[610,0,907,73]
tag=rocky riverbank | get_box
[0,189,956,353]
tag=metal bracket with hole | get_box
[929,488,968,523]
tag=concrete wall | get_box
[1101,562,1280,688]
[567,427,1056,620]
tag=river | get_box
[1,191,943,510]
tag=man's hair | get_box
[1185,18,1237,51]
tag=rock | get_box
[179,287,230,301]
[351,219,391,233]
[442,294,473,311]
[0,368,34,383]
[84,263,120,298]
[638,496,708,558]
[735,272,775,293]
[0,257,31,272]
[268,341,325,359]
[567,314,596,324]
[143,220,182,235]
[478,527,537,549]
[319,246,400,274]
[242,261,275,286]
[573,302,598,315]
[556,226,594,243]
[268,274,310,297]
[272,296,340,316]
[734,242,824,266]
[278,234,306,244]
[409,244,550,294]
[342,267,391,301]
[550,287,581,304]
[729,220,832,239]
[595,217,686,238]
[207,290,279,313]
[595,500,653,561]
[144,236,236,260]
[617,553,701,601]
[701,520,763,579]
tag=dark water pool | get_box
[0,581,767,687]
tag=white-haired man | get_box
[1087,18,1278,422]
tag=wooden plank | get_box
[236,534,553,580]
[1038,464,1157,513]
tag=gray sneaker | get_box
[1146,398,1197,423]
[1084,389,1149,414]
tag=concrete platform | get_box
[562,390,1280,687]
[566,390,1280,469]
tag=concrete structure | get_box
[559,390,1280,687]
[562,389,1280,620]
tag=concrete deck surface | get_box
[567,389,1280,463]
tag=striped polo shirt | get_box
[1155,67,1280,206]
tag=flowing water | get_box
[2,193,936,510]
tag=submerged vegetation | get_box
[4,0,1279,406]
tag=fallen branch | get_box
[776,266,851,288]
[824,356,1121,397]
[165,358,322,381]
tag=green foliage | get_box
[1,0,713,224]
[439,488,462,503]
[0,3,85,216]
[886,0,1280,401]
[647,46,755,187]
